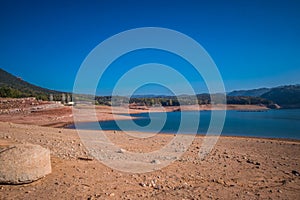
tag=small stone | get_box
[109,193,115,197]
[139,183,146,187]
[154,185,161,190]
[117,149,126,153]
[150,180,156,187]
[151,159,161,164]
[292,170,300,176]
[216,179,225,185]
[277,189,282,193]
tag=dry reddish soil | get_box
[0,100,299,199]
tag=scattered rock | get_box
[154,185,162,190]
[292,170,300,176]
[117,149,126,153]
[77,156,94,161]
[109,193,115,197]
[0,143,51,184]
[139,182,146,187]
[151,159,161,164]
[216,179,225,185]
[246,159,260,166]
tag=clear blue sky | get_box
[0,0,299,95]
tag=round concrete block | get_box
[0,143,51,184]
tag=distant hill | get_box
[0,68,63,100]
[228,88,270,97]
[228,85,300,108]
[261,85,300,108]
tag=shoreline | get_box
[0,103,269,128]
[0,102,298,141]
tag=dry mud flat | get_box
[0,122,299,199]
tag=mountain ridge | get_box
[0,68,299,108]
[228,88,271,97]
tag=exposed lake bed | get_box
[0,104,299,199]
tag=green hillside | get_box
[261,85,300,108]
[0,68,63,100]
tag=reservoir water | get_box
[69,109,300,140]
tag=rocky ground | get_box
[0,100,298,199]
[0,122,299,199]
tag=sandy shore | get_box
[0,103,299,199]
[0,122,299,199]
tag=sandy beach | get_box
[0,102,299,199]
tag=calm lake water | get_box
[69,109,300,140]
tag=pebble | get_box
[109,193,115,197]
[117,149,126,153]
[151,159,161,164]
[139,183,146,187]
[154,185,161,190]
[292,170,300,176]
[246,159,260,166]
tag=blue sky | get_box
[0,0,299,95]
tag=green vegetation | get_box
[0,68,68,101]
[0,86,23,98]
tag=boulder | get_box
[0,142,51,184]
